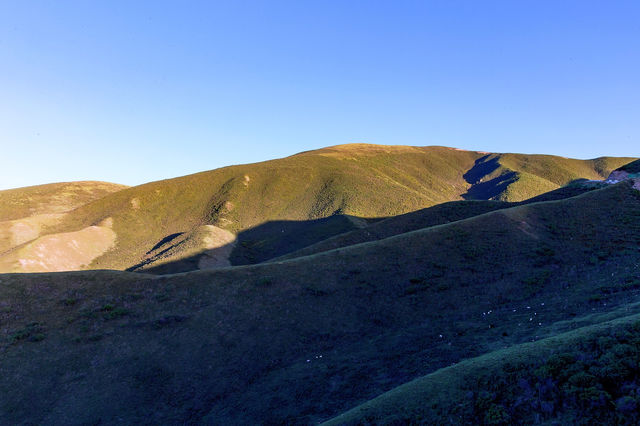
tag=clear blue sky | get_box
[1,1,638,190]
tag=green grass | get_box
[10,144,628,273]
[0,181,127,221]
[1,182,640,423]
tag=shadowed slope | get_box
[138,215,367,274]
[273,185,599,262]
[617,159,640,174]
[323,312,640,425]
[2,183,640,424]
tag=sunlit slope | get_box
[0,182,126,258]
[3,144,634,272]
[0,181,128,222]
[61,146,636,271]
[47,145,484,270]
[2,182,640,423]
[462,152,635,201]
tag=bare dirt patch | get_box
[0,213,66,253]
[197,225,237,269]
[130,198,141,210]
[0,225,116,272]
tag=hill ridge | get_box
[0,144,635,273]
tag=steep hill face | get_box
[1,182,640,424]
[0,145,634,273]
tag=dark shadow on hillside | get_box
[617,159,640,174]
[146,232,183,255]
[523,181,601,203]
[462,155,519,200]
[134,214,382,275]
[132,181,605,275]
[463,154,500,184]
[462,171,518,200]
[229,215,379,265]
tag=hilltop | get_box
[0,180,127,222]
[0,144,634,273]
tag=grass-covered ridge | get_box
[2,144,630,273]
[2,182,640,423]
[0,181,127,222]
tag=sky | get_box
[0,1,638,190]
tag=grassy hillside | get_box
[42,145,478,271]
[275,185,598,262]
[8,144,627,273]
[2,182,640,424]
[463,153,634,202]
[324,312,640,425]
[0,181,127,222]
[0,181,127,259]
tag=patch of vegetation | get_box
[61,297,78,306]
[256,278,272,287]
[101,305,129,320]
[9,322,45,343]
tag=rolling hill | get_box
[2,180,640,424]
[0,144,634,274]
[0,181,127,266]
[0,181,128,222]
